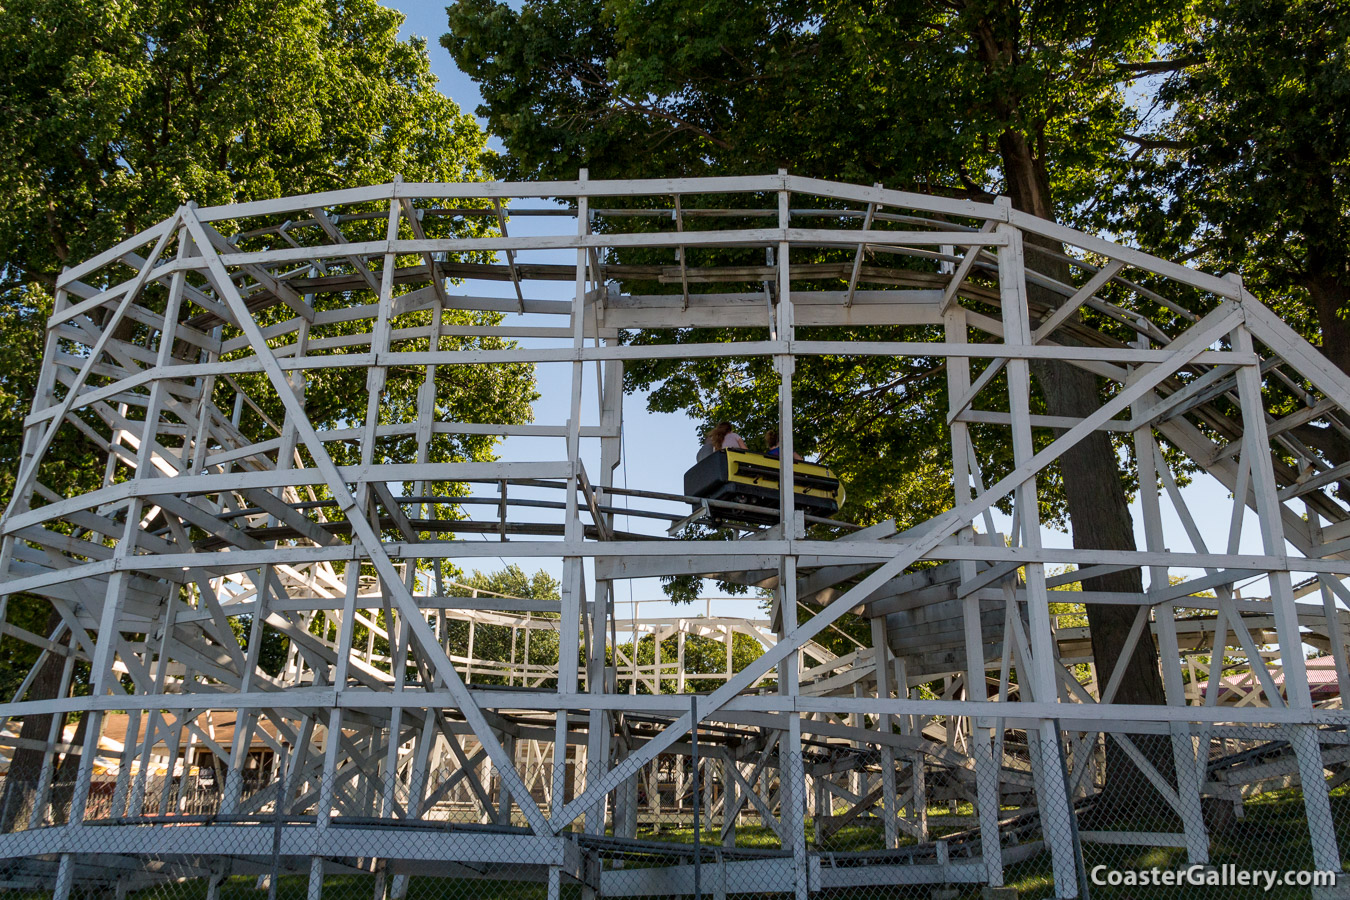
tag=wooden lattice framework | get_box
[1,173,1349,899]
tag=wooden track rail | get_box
[1,174,1349,898]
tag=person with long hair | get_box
[697,421,747,460]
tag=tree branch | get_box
[1121,133,1195,151]
[606,95,733,150]
[1117,56,1202,75]
[566,59,734,150]
[956,165,997,201]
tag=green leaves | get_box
[444,0,1178,210]
[440,0,1184,544]
[0,0,501,505]
[460,564,562,602]
[0,0,524,696]
[1103,0,1350,395]
[0,0,488,281]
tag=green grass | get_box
[102,784,1348,900]
[635,821,786,850]
[992,782,1350,900]
[622,786,1350,898]
[131,873,579,900]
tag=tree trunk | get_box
[998,129,1174,817]
[1305,272,1350,378]
[48,708,89,825]
[0,606,65,832]
[1290,271,1350,498]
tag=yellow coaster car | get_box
[683,450,845,526]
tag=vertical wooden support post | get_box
[774,165,797,543]
[677,630,687,695]
[109,711,141,818]
[646,759,660,828]
[849,683,864,805]
[597,347,625,831]
[130,584,182,818]
[997,220,1078,898]
[870,615,901,850]
[771,171,809,900]
[392,715,433,900]
[372,189,411,831]
[587,354,622,834]
[811,768,823,844]
[674,751,685,816]
[945,305,1004,885]
[781,557,809,900]
[53,853,75,900]
[307,857,325,900]
[722,751,739,847]
[1317,577,1350,706]
[553,169,589,831]
[1308,514,1350,705]
[1232,315,1343,877]
[615,737,638,840]
[911,749,928,842]
[381,583,412,821]
[28,646,77,830]
[497,732,517,825]
[61,217,186,844]
[894,656,929,841]
[308,573,363,900]
[1130,337,1210,864]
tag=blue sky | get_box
[390,2,725,620]
[393,3,491,131]
[385,3,1279,625]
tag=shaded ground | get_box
[104,783,1348,900]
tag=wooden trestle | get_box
[1,175,1348,898]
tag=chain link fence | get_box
[0,719,1344,899]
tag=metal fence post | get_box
[269,745,288,900]
[691,693,702,900]
[1053,718,1089,900]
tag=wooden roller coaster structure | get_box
[1,174,1348,898]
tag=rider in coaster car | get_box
[697,421,747,461]
[764,428,803,461]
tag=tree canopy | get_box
[1117,0,1350,376]
[0,0,536,824]
[442,0,1172,206]
[460,564,563,603]
[0,0,518,506]
[442,0,1200,803]
[440,0,1183,528]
